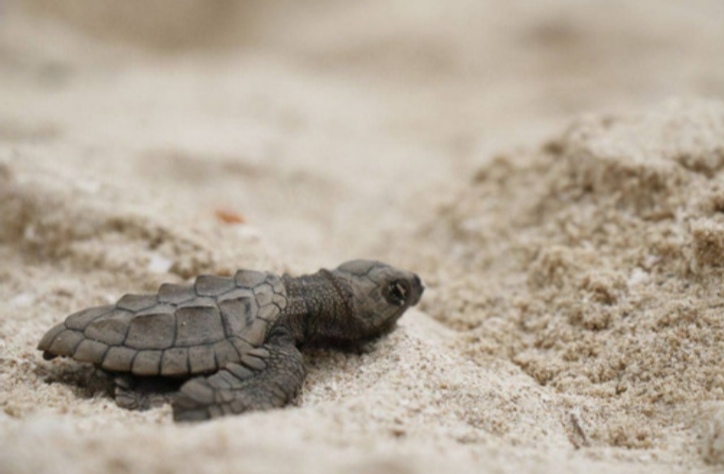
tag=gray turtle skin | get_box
[37,260,424,422]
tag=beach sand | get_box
[2,1,724,473]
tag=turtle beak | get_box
[409,274,424,307]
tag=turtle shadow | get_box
[34,359,184,408]
[34,359,115,401]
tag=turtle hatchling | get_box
[38,260,424,421]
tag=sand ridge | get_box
[412,100,724,454]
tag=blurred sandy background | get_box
[2,1,724,473]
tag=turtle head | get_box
[328,259,424,340]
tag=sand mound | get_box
[418,100,724,454]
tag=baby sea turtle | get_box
[38,260,424,421]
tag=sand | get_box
[2,1,724,473]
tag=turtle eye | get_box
[386,280,408,306]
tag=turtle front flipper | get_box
[172,341,305,422]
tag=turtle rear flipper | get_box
[113,374,182,411]
[173,341,304,422]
